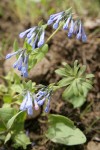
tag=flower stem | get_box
[46,22,64,43]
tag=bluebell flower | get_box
[44,94,51,113]
[47,15,61,25]
[6,49,22,59]
[53,15,62,29]
[38,30,45,47]
[36,89,47,98]
[44,101,50,113]
[17,56,23,71]
[27,107,33,116]
[21,66,28,78]
[37,97,46,106]
[81,26,87,42]
[73,21,79,35]
[68,19,74,38]
[27,31,36,44]
[19,26,45,49]
[21,54,28,78]
[31,35,38,49]
[13,53,23,69]
[19,28,34,38]
[47,12,64,25]
[76,22,87,42]
[20,94,27,111]
[63,15,71,30]
[47,19,54,25]
[76,22,82,40]
[20,91,33,115]
[50,12,64,19]
[27,27,36,38]
[19,27,37,49]
[34,88,52,113]
[6,48,30,78]
[25,91,33,109]
[20,88,52,116]
[6,49,24,71]
[48,11,87,42]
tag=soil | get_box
[0,1,100,150]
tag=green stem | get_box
[46,22,64,43]
[80,102,93,118]
[85,118,100,134]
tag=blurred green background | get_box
[0,0,100,22]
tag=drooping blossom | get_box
[19,26,45,49]
[6,49,29,78]
[20,91,33,115]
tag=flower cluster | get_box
[19,26,45,49]
[6,49,29,77]
[47,11,64,29]
[5,9,87,79]
[20,88,52,115]
[20,91,33,115]
[35,88,51,113]
[47,11,87,42]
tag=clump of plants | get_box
[0,8,94,149]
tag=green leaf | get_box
[63,63,73,75]
[22,81,27,89]
[72,80,79,96]
[76,81,83,95]
[4,133,11,144]
[0,107,16,123]
[52,85,60,91]
[13,39,18,52]
[82,82,93,90]
[0,107,16,132]
[86,74,94,78]
[74,60,80,76]
[4,72,14,82]
[0,121,6,132]
[36,44,48,62]
[26,80,32,90]
[0,135,5,141]
[74,60,78,68]
[11,84,23,94]
[86,79,93,85]
[58,77,74,87]
[56,61,94,107]
[41,44,48,53]
[11,111,26,132]
[2,104,11,108]
[62,85,73,99]
[0,84,8,93]
[82,85,88,97]
[7,111,23,130]
[28,44,48,70]
[28,58,37,70]
[55,68,68,77]
[48,114,74,127]
[46,114,86,145]
[3,94,12,103]
[24,41,32,53]
[14,73,20,84]
[78,65,86,76]
[13,132,31,149]
[68,96,86,108]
